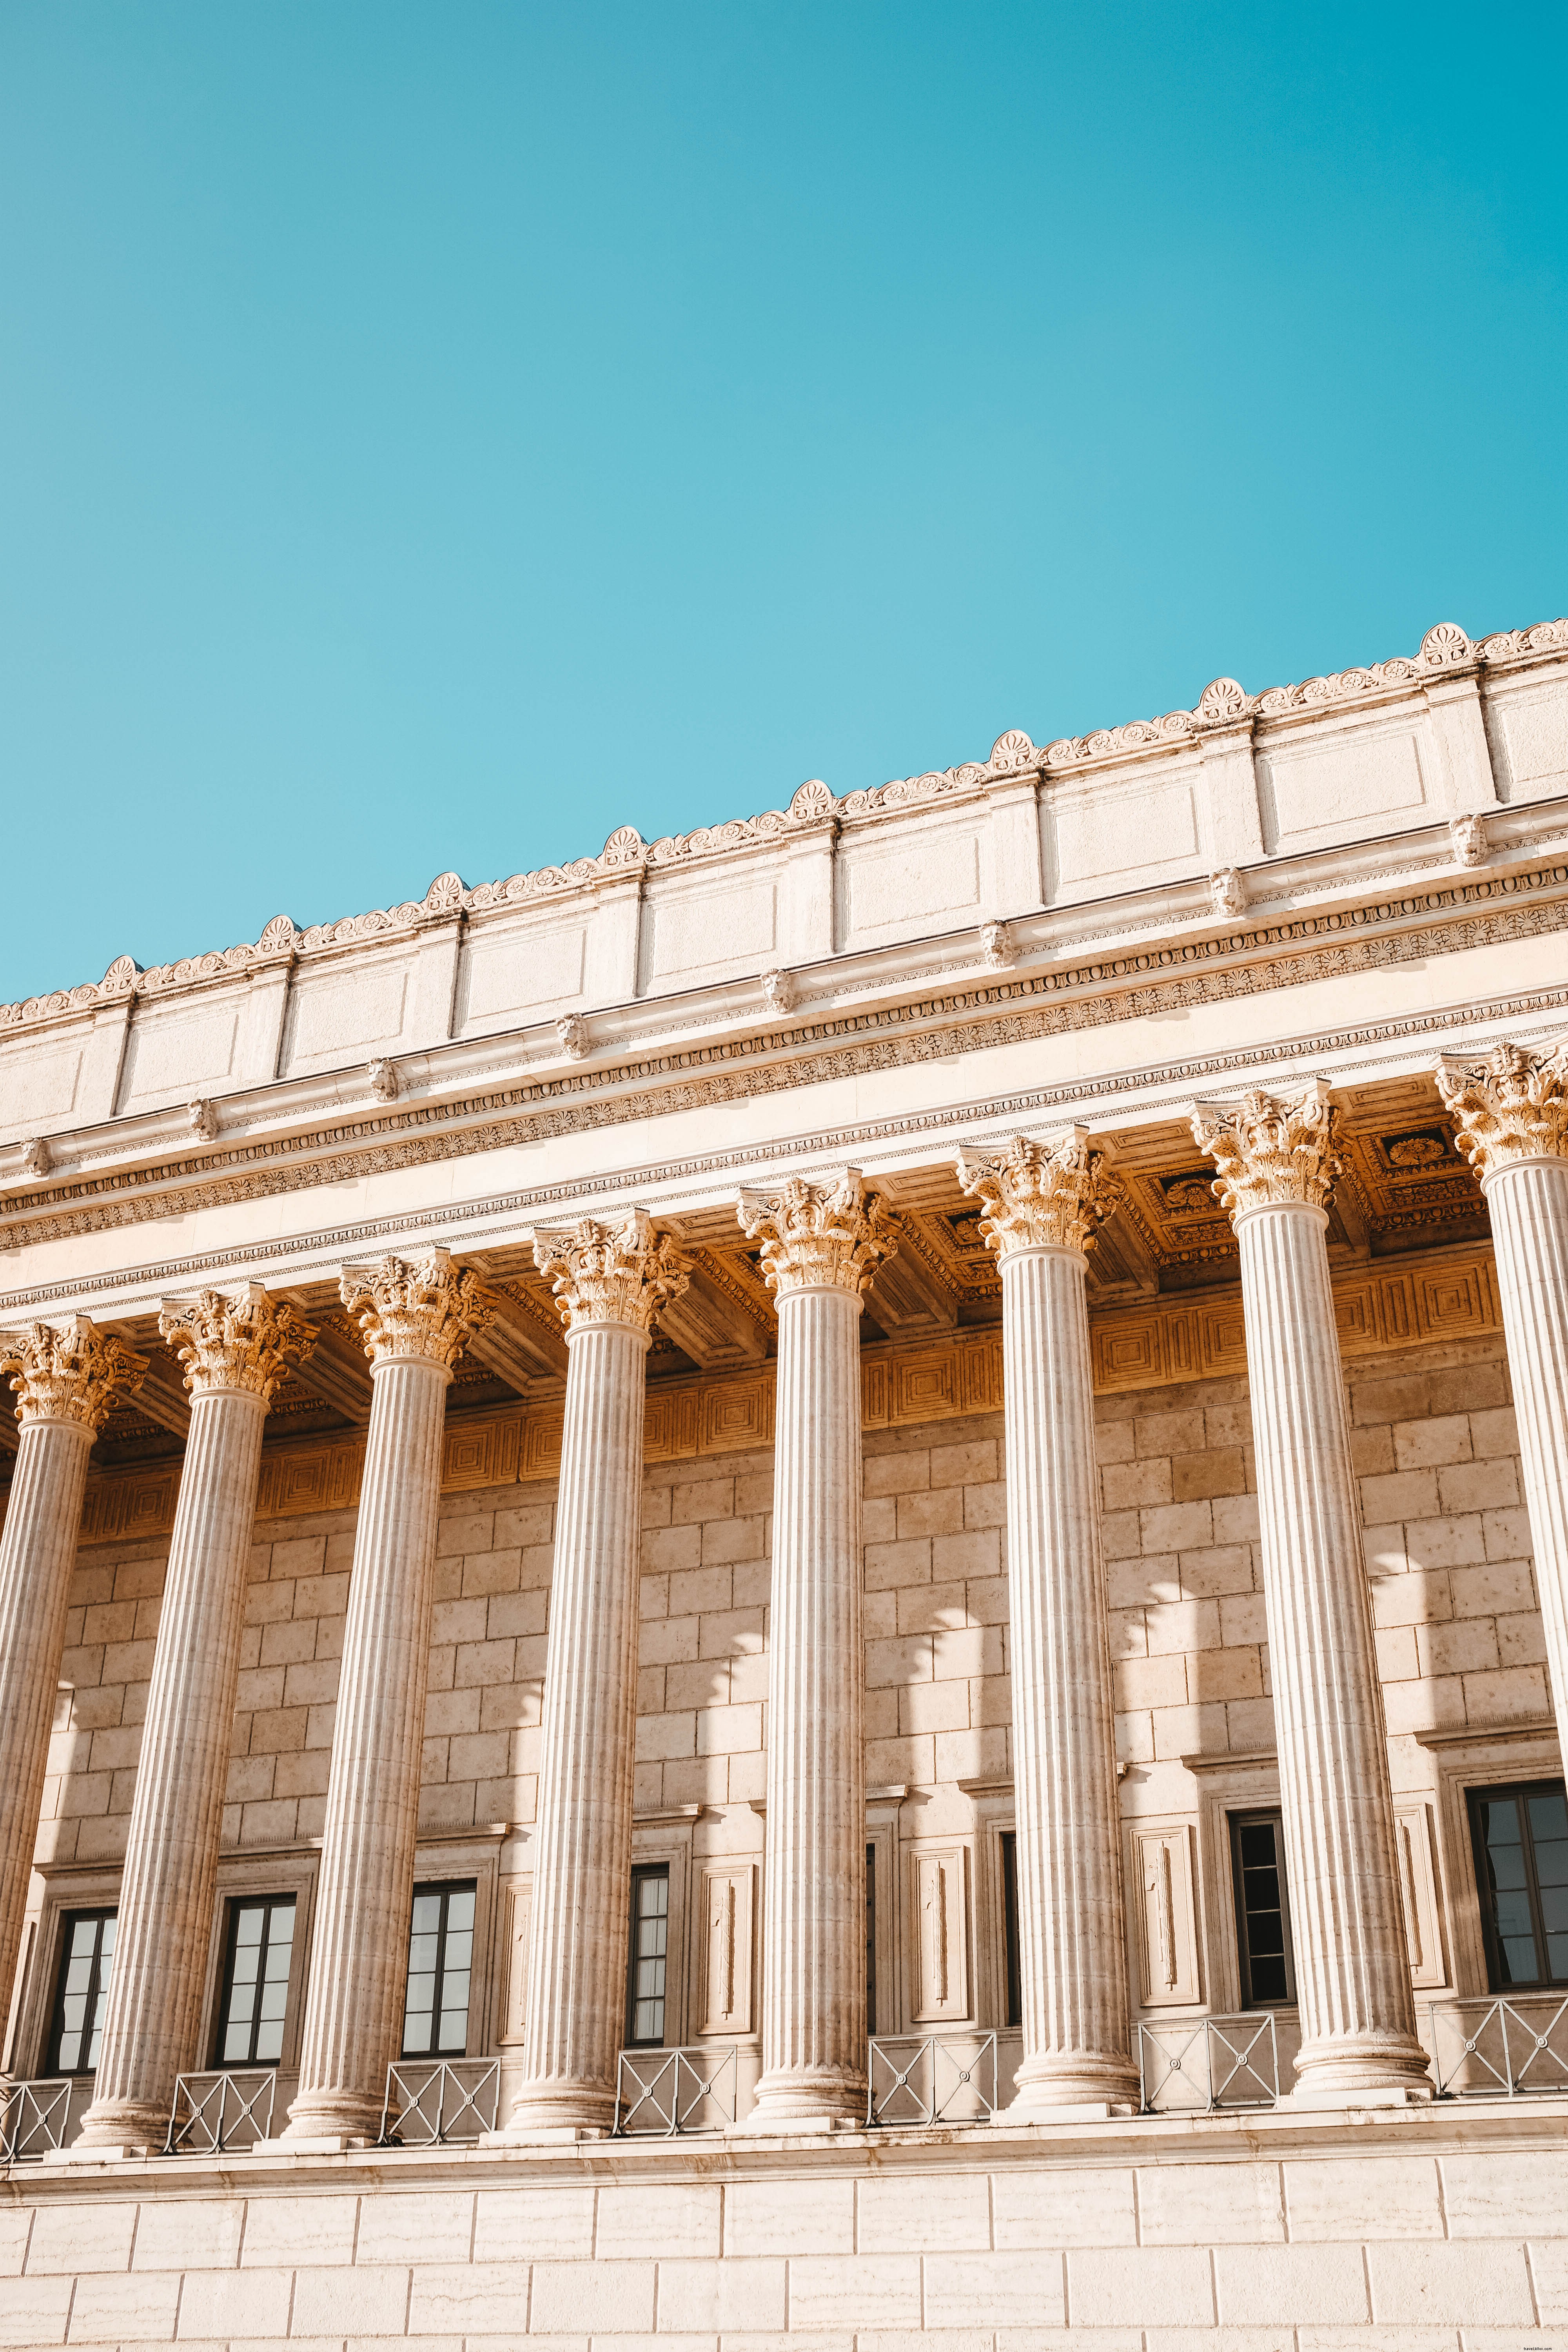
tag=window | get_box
[47,1909,116,2075]
[1230,1812,1296,2007]
[401,1881,475,2058]
[999,1830,1023,2029]
[866,1843,877,2036]
[1469,1780,1568,1991]
[625,1866,670,2047]
[216,1896,295,2066]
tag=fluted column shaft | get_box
[285,1249,491,2147]
[0,1318,143,2056]
[1483,1158,1568,1762]
[1234,1201,1427,2096]
[756,1282,866,2122]
[76,1388,266,2146]
[0,1415,96,2048]
[1002,1246,1138,2110]
[505,1323,648,2133]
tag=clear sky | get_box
[2,2,1564,1004]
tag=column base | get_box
[1010,2053,1142,2120]
[497,2080,618,2139]
[1287,2033,1435,2108]
[281,2090,385,2148]
[741,2066,866,2132]
[51,2136,159,2164]
[69,2098,167,2159]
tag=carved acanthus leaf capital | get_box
[1436,1039,1568,1176]
[533,1209,692,1336]
[0,1315,147,1432]
[956,1129,1122,1258]
[340,1249,495,1370]
[1191,1082,1340,1218]
[736,1167,899,1300]
[159,1283,317,1403]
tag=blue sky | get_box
[2,2,1564,1003]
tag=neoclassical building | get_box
[4,614,1568,2342]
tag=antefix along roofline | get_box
[3,615,1564,1032]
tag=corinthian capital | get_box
[956,1129,1121,1258]
[340,1249,494,1370]
[1436,1038,1568,1176]
[159,1283,317,1403]
[736,1167,899,1300]
[533,1209,691,1336]
[1191,1081,1339,1218]
[0,1316,147,1433]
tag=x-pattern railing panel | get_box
[866,2034,998,2128]
[616,2046,738,2135]
[0,2078,74,2163]
[166,2069,277,2154]
[382,2059,500,2145]
[1138,2014,1278,2112]
[1426,1996,1568,2097]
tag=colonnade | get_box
[0,1038,1565,2139]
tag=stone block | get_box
[1103,1459,1174,1511]
[1438,1460,1521,1514]
[698,1608,766,1659]
[864,1452,929,1497]
[895,1581,969,1635]
[1529,2237,1568,2324]
[594,2183,722,2261]
[931,1528,1003,1583]
[1439,2148,1568,2235]
[900,1679,971,1734]
[0,2276,71,2348]
[531,2260,657,2332]
[654,2257,786,2332]
[453,1639,516,1690]
[964,1482,1008,1529]
[178,2269,295,2339]
[930,1440,998,1488]
[1483,1506,1535,1561]
[1283,2155,1443,2240]
[1141,1503,1215,1554]
[1189,1645,1263,1701]
[1402,1515,1487,1571]
[292,2264,412,2335]
[991,2166,1136,2247]
[897,1488,965,1539]
[702,1518,766,1567]
[1350,1423,1396,1474]
[1392,1415,1474,1470]
[697,1702,762,1754]
[472,2187,596,2262]
[1497,1610,1550,1666]
[643,1526,704,1575]
[1416,1619,1499,1678]
[1366,2242,1535,2325]
[60,2270,183,2343]
[436,1511,494,1557]
[1065,2247,1213,2327]
[867,1635,932,1688]
[1136,1410,1207,1457]
[724,2177,855,2257]
[1178,1544,1255,1598]
[1360,1470,1441,1523]
[241,2194,359,2267]
[1211,1492,1261,1545]
[926,2252,1067,2328]
[1113,1654,1188,1710]
[1145,1598,1221,1655]
[1214,2243,1369,2323]
[786,2256,922,2330]
[25,2201,138,2273]
[641,1615,702,1667]
[1172,1448,1247,1501]
[1463,1664,1550,1720]
[855,2172,990,2253]
[865,1538,932,1591]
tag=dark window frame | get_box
[1467,1778,1568,1993]
[401,1878,477,2060]
[999,1829,1023,2030]
[624,1864,671,2050]
[46,1907,117,2076]
[1229,1810,1298,2009]
[213,1893,297,2069]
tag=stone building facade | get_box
[4,615,1568,2343]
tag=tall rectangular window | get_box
[401,1881,475,2058]
[217,1896,295,2066]
[47,1909,116,2075]
[866,1843,877,2036]
[1469,1780,1568,1991]
[1229,1811,1296,2007]
[625,1865,670,2047]
[999,1829,1023,2029]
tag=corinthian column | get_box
[283,1249,492,2147]
[958,1132,1138,2114]
[1192,1083,1430,2103]
[0,1319,145,2048]
[1437,1038,1568,1778]
[499,1211,689,2138]
[737,1169,897,2128]
[75,1287,315,2154]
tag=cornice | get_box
[4,618,1564,1038]
[4,978,1567,1323]
[3,845,1566,1258]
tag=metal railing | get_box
[1425,1996,1568,2098]
[165,2069,277,2154]
[867,2033,999,2128]
[615,2045,737,2136]
[0,2078,77,2163]
[381,2058,500,2146]
[1138,2013,1279,2112]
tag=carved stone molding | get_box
[555,1015,588,1061]
[158,1283,317,1403]
[186,1101,218,1144]
[339,1249,495,1371]
[737,1169,899,1300]
[761,969,797,1015]
[0,1316,146,1431]
[367,1059,399,1104]
[1210,869,1247,920]
[532,1209,691,1337]
[956,1131,1121,1259]
[980,921,1018,972]
[1191,1082,1340,1219]
[1451,813,1488,870]
[1437,1038,1568,1176]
